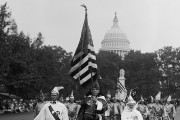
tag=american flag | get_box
[69,9,98,85]
[117,80,126,93]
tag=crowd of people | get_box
[0,80,179,120]
[0,98,35,114]
[33,80,179,120]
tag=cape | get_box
[34,101,69,120]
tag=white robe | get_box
[34,101,69,120]
[121,108,143,120]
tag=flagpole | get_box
[81,5,96,120]
[81,4,94,88]
[74,4,87,99]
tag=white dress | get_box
[121,108,143,120]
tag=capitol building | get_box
[100,13,130,58]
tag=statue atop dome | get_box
[112,12,119,28]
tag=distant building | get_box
[100,12,130,58]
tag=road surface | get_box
[0,108,180,120]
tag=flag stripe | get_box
[117,82,126,93]
[69,11,98,85]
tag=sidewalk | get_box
[175,107,180,120]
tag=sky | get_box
[1,0,180,53]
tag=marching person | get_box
[64,97,70,107]
[153,92,163,120]
[104,91,113,120]
[77,80,107,120]
[137,95,149,120]
[112,96,122,120]
[121,94,143,120]
[66,90,80,120]
[147,96,155,120]
[34,86,69,120]
[163,95,176,120]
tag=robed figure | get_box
[77,80,107,120]
[163,95,176,120]
[34,86,69,120]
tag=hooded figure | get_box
[163,95,176,120]
[77,79,107,120]
[137,95,149,120]
[121,94,143,120]
[153,92,163,120]
[66,90,80,120]
[34,86,69,120]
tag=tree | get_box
[123,50,162,99]
[155,46,180,96]
[96,51,123,95]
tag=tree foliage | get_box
[0,3,180,99]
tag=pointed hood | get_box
[70,90,74,99]
[106,90,111,98]
[93,79,100,90]
[51,86,64,94]
[140,95,144,101]
[150,95,154,102]
[127,94,136,104]
[155,91,161,101]
[167,95,171,102]
[40,90,44,98]
[66,97,69,101]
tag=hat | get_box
[140,95,144,101]
[150,95,154,102]
[155,91,161,101]
[93,79,100,89]
[107,90,111,98]
[40,90,45,98]
[66,97,69,101]
[70,90,74,99]
[127,94,136,104]
[167,95,171,102]
[51,86,64,94]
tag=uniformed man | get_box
[66,90,80,120]
[112,95,122,120]
[153,92,163,120]
[34,86,69,120]
[137,95,149,120]
[64,97,70,107]
[77,80,107,120]
[147,96,155,120]
[104,91,113,120]
[163,95,176,120]
[121,94,143,120]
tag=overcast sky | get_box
[1,0,180,53]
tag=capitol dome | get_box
[100,13,130,58]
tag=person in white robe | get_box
[121,94,143,120]
[34,86,69,120]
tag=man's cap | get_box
[167,95,171,102]
[92,79,100,89]
[51,86,64,94]
[106,90,111,98]
[70,90,74,99]
[140,95,144,101]
[155,91,161,101]
[66,97,69,101]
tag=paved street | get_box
[0,111,34,120]
[0,108,180,120]
[175,107,180,120]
